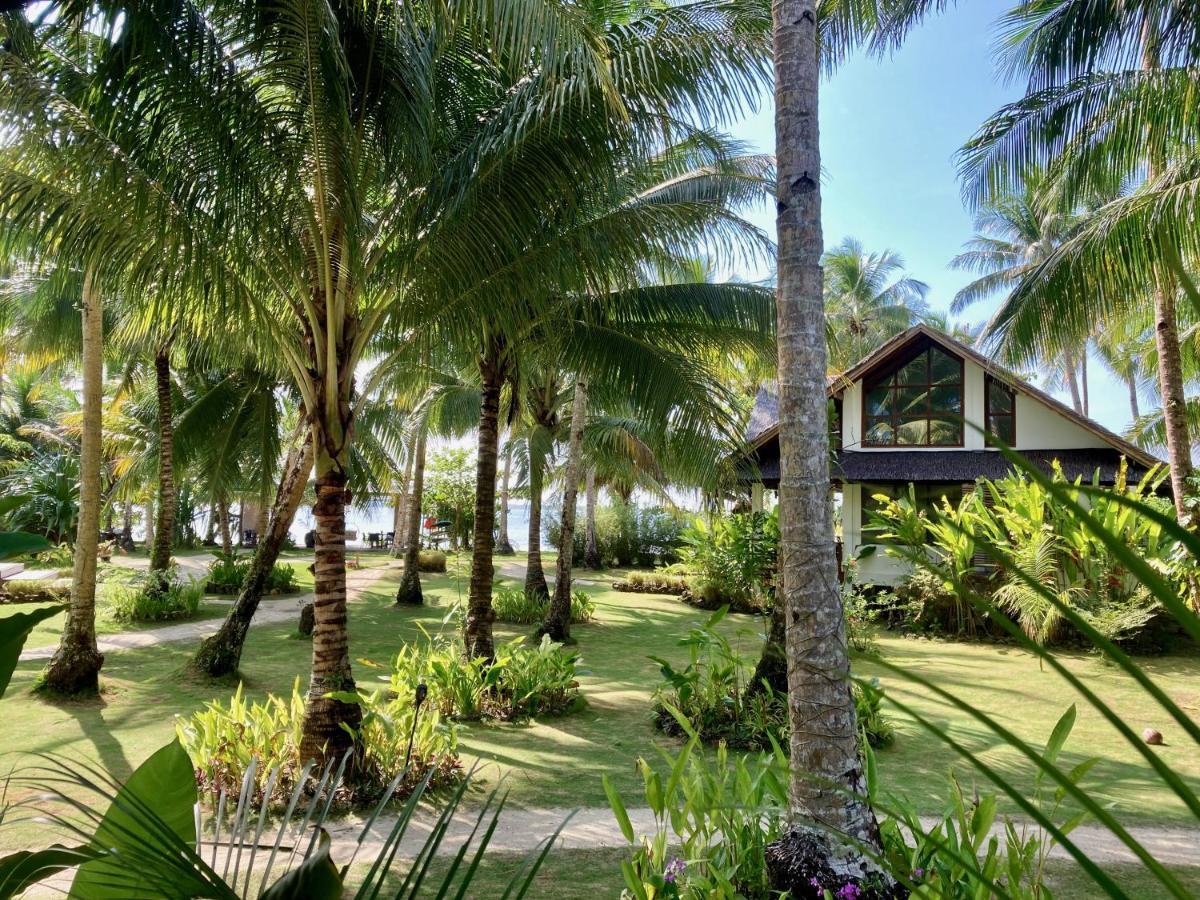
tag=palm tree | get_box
[1094,311,1156,426]
[949,184,1092,414]
[42,267,104,695]
[0,0,771,763]
[541,379,587,642]
[764,0,887,888]
[824,237,929,370]
[957,0,1199,516]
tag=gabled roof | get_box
[746,324,1162,470]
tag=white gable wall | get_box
[1014,392,1109,449]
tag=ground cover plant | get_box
[203,551,299,595]
[491,586,596,625]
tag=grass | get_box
[1,556,1197,890]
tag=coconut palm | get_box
[956,0,1200,515]
[823,237,929,370]
[0,0,771,760]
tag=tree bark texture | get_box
[1127,376,1141,423]
[43,267,104,695]
[768,0,885,886]
[298,460,362,768]
[497,440,515,555]
[542,381,586,642]
[395,425,428,605]
[465,350,504,659]
[750,594,788,696]
[217,496,233,557]
[193,433,314,677]
[143,500,154,551]
[149,344,176,580]
[584,466,601,569]
[524,449,549,600]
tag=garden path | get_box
[18,563,398,661]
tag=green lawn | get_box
[2,558,1198,889]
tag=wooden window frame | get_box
[985,375,1016,448]
[860,344,965,448]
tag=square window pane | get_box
[896,418,929,445]
[930,385,962,415]
[988,382,1014,414]
[896,386,929,416]
[989,415,1015,445]
[865,387,893,416]
[896,353,929,385]
[865,419,894,445]
[928,417,962,445]
[930,348,960,384]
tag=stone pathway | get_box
[19,563,398,661]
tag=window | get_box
[862,345,963,446]
[985,376,1016,447]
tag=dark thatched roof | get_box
[742,448,1155,489]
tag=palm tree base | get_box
[496,539,515,556]
[584,547,602,570]
[39,645,104,697]
[765,826,900,899]
[394,570,424,605]
[191,626,247,679]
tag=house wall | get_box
[841,482,911,585]
[1014,392,1110,450]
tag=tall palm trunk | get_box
[497,440,515,555]
[149,343,176,582]
[391,447,416,556]
[750,593,788,696]
[1143,25,1194,519]
[1127,375,1141,423]
[217,496,233,557]
[120,500,133,551]
[542,381,586,642]
[193,433,313,677]
[1062,349,1083,415]
[43,267,104,695]
[465,346,505,659]
[143,500,154,550]
[584,466,601,569]
[1079,345,1090,418]
[299,438,362,767]
[524,449,549,600]
[764,0,885,889]
[395,425,428,605]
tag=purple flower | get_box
[663,857,686,884]
[836,884,862,900]
[809,876,822,889]
[913,868,925,879]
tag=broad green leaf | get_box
[0,845,99,899]
[1043,704,1077,766]
[603,775,635,843]
[0,532,49,561]
[69,740,198,899]
[261,830,342,900]
[0,606,64,699]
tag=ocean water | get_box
[288,499,533,550]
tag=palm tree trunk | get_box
[1079,344,1090,418]
[524,449,549,600]
[750,594,788,696]
[465,349,504,659]
[149,343,176,582]
[299,434,362,768]
[497,439,515,556]
[43,267,104,695]
[391,446,416,556]
[542,382,586,642]
[1127,375,1141,423]
[764,0,885,888]
[120,500,133,552]
[192,434,314,677]
[1062,350,1083,415]
[584,466,601,569]
[143,500,154,551]
[395,425,428,605]
[217,496,233,557]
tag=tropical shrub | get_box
[0,452,79,543]
[0,577,71,604]
[606,731,789,899]
[490,586,595,624]
[177,678,461,806]
[108,567,204,622]
[418,549,447,572]
[869,462,1189,648]
[549,497,689,567]
[675,510,778,613]
[615,570,690,595]
[206,553,300,595]
[388,633,583,721]
[651,608,892,752]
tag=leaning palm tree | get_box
[823,237,929,370]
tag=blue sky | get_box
[727,1,1136,436]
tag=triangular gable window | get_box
[862,343,964,446]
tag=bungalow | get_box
[741,325,1163,585]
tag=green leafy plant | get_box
[616,570,690,595]
[108,567,204,622]
[177,677,461,807]
[205,553,299,595]
[675,510,778,613]
[388,632,583,721]
[417,549,447,572]
[606,715,790,899]
[1,735,561,898]
[490,586,595,625]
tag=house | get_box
[741,325,1163,585]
